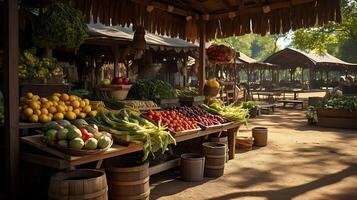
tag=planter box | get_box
[317,108,357,119]
[316,108,357,129]
[317,117,357,129]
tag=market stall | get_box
[1,0,343,198]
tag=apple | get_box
[102,79,111,86]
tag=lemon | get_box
[40,108,49,115]
[72,100,80,108]
[53,113,64,120]
[60,93,69,101]
[29,114,39,123]
[42,102,51,109]
[83,105,92,113]
[48,106,57,113]
[78,112,86,119]
[52,93,61,97]
[56,105,66,113]
[88,110,97,118]
[34,109,41,116]
[39,114,50,123]
[65,101,71,105]
[84,99,90,106]
[23,108,34,117]
[67,106,73,112]
[21,104,29,109]
[51,101,59,107]
[73,108,81,115]
[47,113,53,121]
[80,100,86,108]
[40,97,49,104]
[50,95,60,102]
[25,92,34,99]
[69,95,77,102]
[65,111,76,120]
[32,95,40,101]
[58,101,66,106]
[29,101,41,110]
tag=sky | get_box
[277,31,293,48]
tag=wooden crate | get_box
[317,108,357,118]
[317,117,357,129]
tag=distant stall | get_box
[264,48,357,89]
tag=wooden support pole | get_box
[198,17,206,95]
[113,44,119,77]
[3,0,19,199]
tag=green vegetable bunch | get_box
[127,79,176,104]
[202,103,249,125]
[92,109,176,160]
[175,87,199,97]
[32,1,88,49]
[18,48,63,80]
[240,101,257,110]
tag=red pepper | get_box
[80,128,94,142]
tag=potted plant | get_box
[241,101,258,118]
[306,106,317,125]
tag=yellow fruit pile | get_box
[20,92,98,123]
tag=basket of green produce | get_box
[41,119,113,156]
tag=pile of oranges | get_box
[20,92,97,123]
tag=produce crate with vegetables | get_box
[40,119,113,156]
[146,110,201,135]
[168,106,229,130]
[92,109,176,161]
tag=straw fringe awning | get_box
[74,0,341,41]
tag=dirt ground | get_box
[150,109,357,200]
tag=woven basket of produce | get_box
[236,136,254,150]
[109,85,132,100]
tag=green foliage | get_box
[240,101,257,110]
[127,79,176,103]
[306,106,318,124]
[317,96,357,111]
[213,34,282,61]
[32,1,88,49]
[292,0,357,60]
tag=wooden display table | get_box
[20,122,241,173]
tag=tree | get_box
[291,0,357,61]
[213,33,283,61]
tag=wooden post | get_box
[113,44,119,77]
[3,0,19,198]
[198,17,206,95]
[227,127,239,159]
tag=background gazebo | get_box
[264,48,357,89]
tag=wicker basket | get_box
[236,136,254,150]
[108,85,132,100]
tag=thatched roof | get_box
[74,0,342,41]
[87,23,198,52]
[236,51,277,68]
[264,48,357,70]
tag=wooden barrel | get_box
[105,159,150,200]
[48,169,108,200]
[252,127,268,146]
[181,153,205,182]
[209,136,229,162]
[202,142,226,178]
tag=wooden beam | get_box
[198,17,206,95]
[3,0,19,199]
[131,0,192,16]
[190,0,208,13]
[210,0,317,20]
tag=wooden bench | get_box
[278,100,304,110]
[258,104,276,113]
